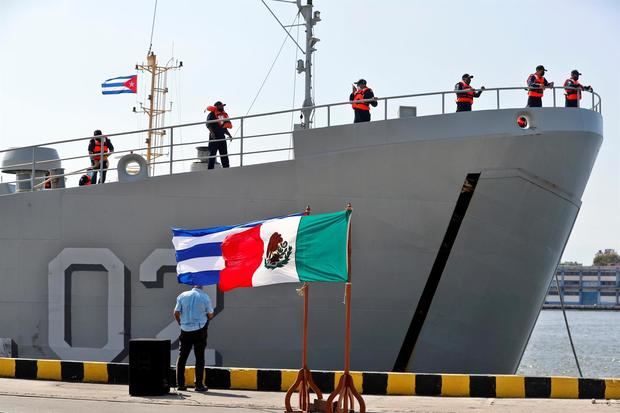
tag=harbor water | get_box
[518,310,620,378]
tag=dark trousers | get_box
[176,324,208,387]
[353,109,371,123]
[91,160,108,184]
[527,96,543,107]
[208,139,230,169]
[565,99,579,108]
[456,102,472,112]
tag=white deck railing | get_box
[0,86,602,192]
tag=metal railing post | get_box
[30,147,36,192]
[496,89,500,109]
[240,118,244,167]
[99,139,104,184]
[384,99,388,120]
[327,105,331,127]
[592,92,595,112]
[553,88,557,108]
[169,127,174,175]
[441,93,445,114]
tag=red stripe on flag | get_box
[219,225,264,291]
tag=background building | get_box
[545,265,620,309]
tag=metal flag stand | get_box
[323,203,365,413]
[284,206,324,413]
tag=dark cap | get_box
[214,101,226,107]
[354,79,367,85]
[571,69,582,76]
[462,73,473,79]
[93,129,102,136]
[536,65,547,72]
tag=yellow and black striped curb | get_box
[1,358,619,399]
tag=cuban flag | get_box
[172,213,302,287]
[101,75,137,95]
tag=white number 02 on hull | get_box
[48,248,218,363]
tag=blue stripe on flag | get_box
[101,82,127,88]
[175,243,222,262]
[103,75,135,82]
[177,270,221,286]
[171,212,303,238]
[172,224,237,238]
[102,90,136,95]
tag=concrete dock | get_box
[0,378,618,412]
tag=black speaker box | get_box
[129,339,171,396]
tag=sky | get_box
[0,0,618,265]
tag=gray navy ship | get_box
[0,1,604,375]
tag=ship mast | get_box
[296,0,320,128]
[135,52,182,174]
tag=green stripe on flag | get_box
[295,210,351,283]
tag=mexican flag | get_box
[219,210,351,292]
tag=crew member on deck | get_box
[454,74,485,112]
[350,79,378,123]
[564,70,592,108]
[205,101,233,169]
[526,65,554,108]
[88,130,114,184]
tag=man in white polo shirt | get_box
[173,285,214,392]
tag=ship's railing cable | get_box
[0,85,601,151]
[554,273,584,377]
[546,209,584,378]
[232,7,301,140]
[0,85,602,191]
[261,0,305,55]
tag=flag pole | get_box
[325,203,365,413]
[284,206,323,412]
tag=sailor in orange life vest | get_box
[564,70,592,108]
[349,79,377,123]
[205,101,233,169]
[87,130,114,184]
[526,65,554,108]
[205,100,232,169]
[454,74,485,112]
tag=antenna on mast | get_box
[296,0,320,128]
[134,53,182,175]
[133,0,182,175]
[261,0,320,128]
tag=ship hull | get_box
[0,108,602,374]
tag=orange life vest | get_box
[79,174,92,186]
[92,139,110,161]
[216,110,232,129]
[527,74,546,97]
[207,106,232,129]
[564,78,582,101]
[456,81,475,104]
[352,87,371,111]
